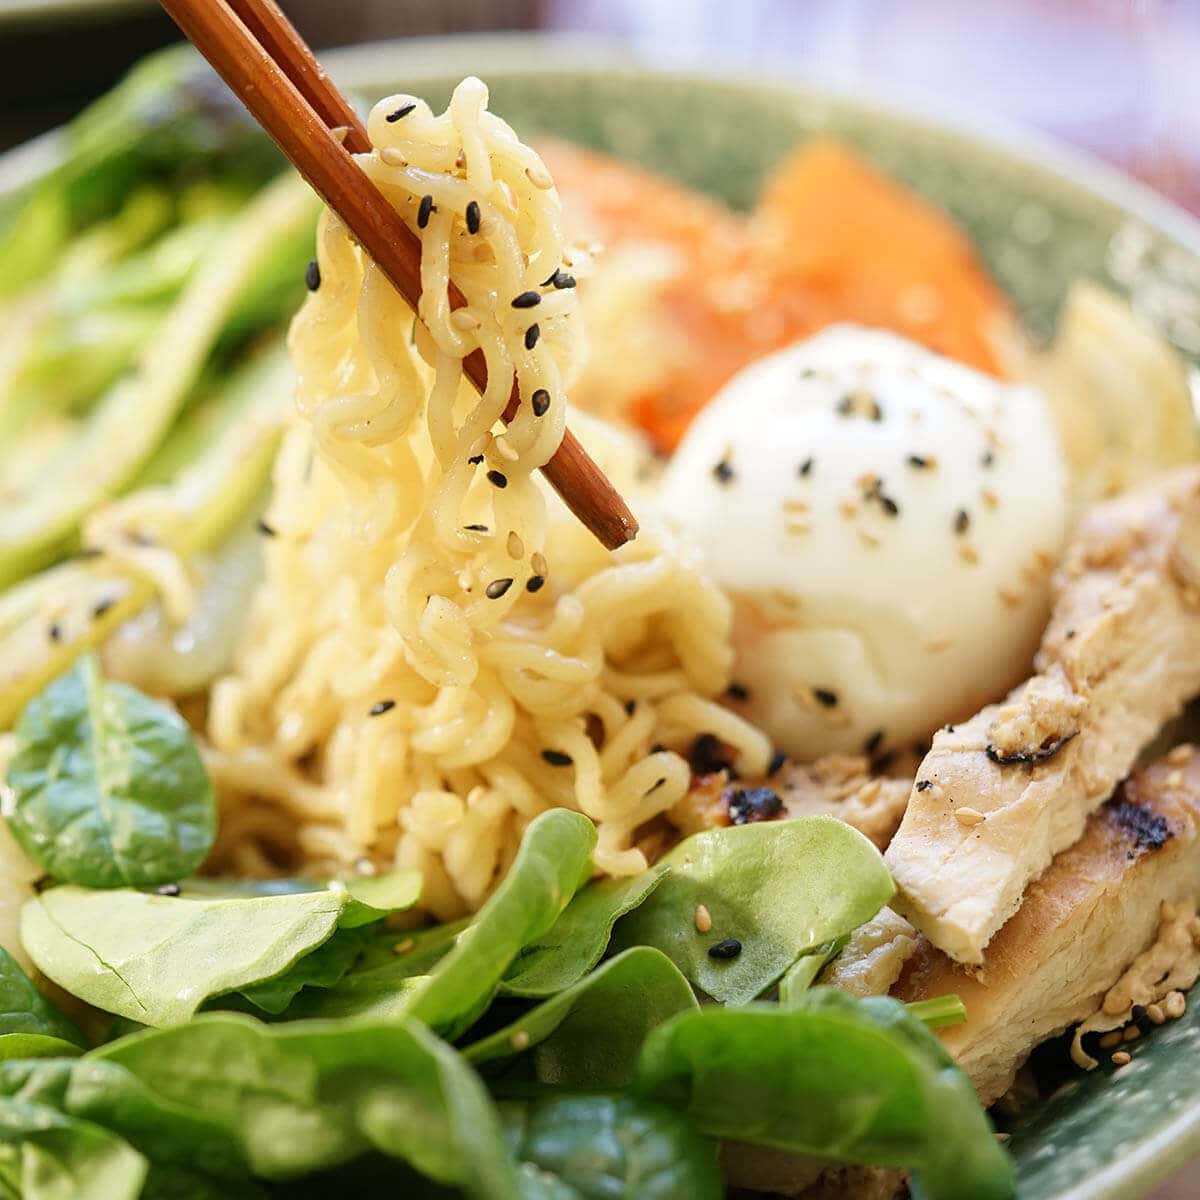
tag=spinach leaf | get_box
[21,872,419,1026]
[140,1164,268,1200]
[403,809,597,1038]
[4,656,214,888]
[501,867,669,999]
[633,988,1014,1200]
[95,1012,522,1198]
[778,938,846,1007]
[501,1095,722,1200]
[466,947,696,1089]
[0,1095,146,1200]
[612,817,893,1005]
[0,946,86,1058]
[236,925,374,1015]
[0,1056,247,1181]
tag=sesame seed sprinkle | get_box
[512,290,541,309]
[813,687,839,708]
[954,509,971,535]
[417,194,435,229]
[526,575,545,593]
[531,388,551,416]
[708,938,742,960]
[542,749,573,767]
[531,552,548,576]
[463,523,489,532]
[486,470,508,489]
[368,699,396,716]
[92,597,116,620]
[524,323,540,350]
[385,103,416,122]
[916,779,933,792]
[465,201,481,234]
[48,622,62,643]
[694,904,713,933]
[798,457,814,477]
[507,531,524,559]
[485,578,514,599]
[256,517,277,537]
[713,458,735,485]
[305,259,321,291]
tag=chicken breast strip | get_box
[885,467,1200,963]
[892,745,1200,1104]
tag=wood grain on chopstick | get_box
[158,0,638,550]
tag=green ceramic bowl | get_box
[9,31,1200,1200]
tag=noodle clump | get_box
[205,79,769,916]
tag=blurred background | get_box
[2,0,1199,213]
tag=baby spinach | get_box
[96,1012,522,1197]
[467,947,696,1090]
[501,1095,722,1200]
[0,946,87,1060]
[0,1094,146,1200]
[634,988,1014,1200]
[501,867,670,999]
[4,656,214,888]
[20,871,419,1026]
[0,1056,248,1181]
[612,817,894,1005]
[778,938,846,1007]
[403,809,597,1038]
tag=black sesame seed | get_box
[48,622,62,643]
[417,194,435,229]
[305,259,321,291]
[531,388,551,416]
[916,779,933,792]
[689,733,735,777]
[726,682,750,701]
[524,323,540,350]
[468,454,484,465]
[465,201,481,234]
[944,724,955,733]
[647,777,667,794]
[1066,628,1076,640]
[798,457,814,478]
[526,574,545,593]
[154,882,181,897]
[954,509,970,535]
[713,459,735,485]
[369,699,397,717]
[92,597,116,620]
[1131,1004,1148,1025]
[879,494,900,517]
[863,730,884,756]
[981,450,995,468]
[385,103,416,122]
[624,700,636,715]
[542,749,573,767]
[836,395,854,417]
[512,290,541,309]
[813,688,839,708]
[255,517,277,537]
[487,470,508,489]
[907,454,930,469]
[725,787,783,825]
[485,578,514,599]
[767,749,787,776]
[463,523,489,532]
[550,271,576,289]
[708,938,742,960]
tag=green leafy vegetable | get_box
[0,1056,248,1181]
[0,1095,146,1200]
[20,870,420,1026]
[778,938,846,1007]
[403,809,597,1038]
[95,1013,521,1197]
[502,1095,722,1200]
[467,947,696,1090]
[501,866,669,998]
[5,655,215,888]
[612,817,894,1004]
[634,988,1014,1200]
[0,946,86,1060]
[907,995,968,1029]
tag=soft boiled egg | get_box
[658,325,1070,760]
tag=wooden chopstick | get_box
[159,0,638,550]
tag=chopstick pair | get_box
[158,0,638,550]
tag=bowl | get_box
[8,31,1200,1200]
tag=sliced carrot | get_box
[542,136,1012,451]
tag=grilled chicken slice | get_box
[886,467,1200,963]
[892,746,1200,1104]
[672,754,912,850]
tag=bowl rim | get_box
[3,29,1198,1200]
